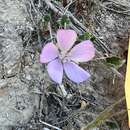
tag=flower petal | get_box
[63,62,90,83]
[40,42,59,63]
[57,29,77,51]
[47,59,63,84]
[68,40,95,62]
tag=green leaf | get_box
[78,34,85,40]
[90,35,96,42]
[105,56,125,68]
[106,121,119,130]
[78,32,96,41]
[58,15,70,27]
[43,15,51,23]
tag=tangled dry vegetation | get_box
[0,0,129,130]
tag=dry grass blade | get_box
[81,96,125,130]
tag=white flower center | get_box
[59,51,66,60]
[59,51,70,63]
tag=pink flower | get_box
[40,29,95,84]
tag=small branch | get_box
[111,67,124,78]
[64,0,74,14]
[40,120,62,130]
[59,84,67,97]
[48,21,53,40]
[43,0,62,15]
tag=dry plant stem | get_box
[64,22,67,29]
[59,84,67,97]
[48,21,53,40]
[100,4,130,15]
[30,0,38,14]
[40,120,62,130]
[111,67,124,78]
[112,109,126,117]
[64,0,74,14]
[27,0,42,47]
[81,96,125,130]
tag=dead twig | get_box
[40,120,62,130]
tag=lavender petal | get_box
[40,42,59,63]
[47,59,63,84]
[68,40,95,62]
[57,29,77,52]
[63,62,90,83]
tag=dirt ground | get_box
[0,0,129,130]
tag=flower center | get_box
[59,51,66,60]
[59,51,71,63]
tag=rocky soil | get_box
[0,0,129,130]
